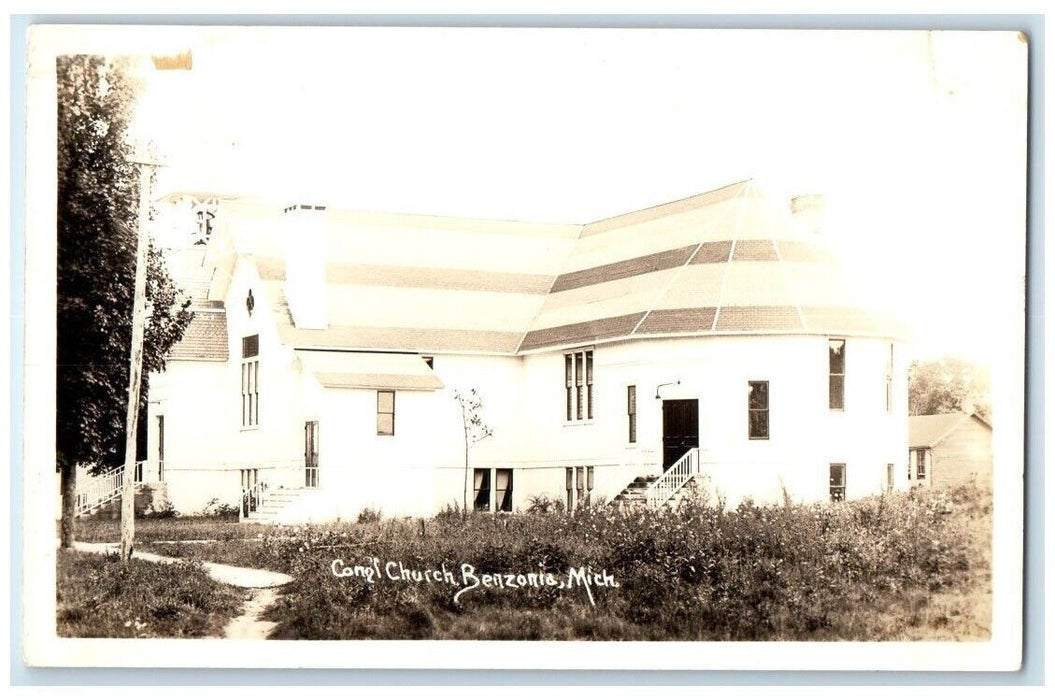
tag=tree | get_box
[454,388,493,514]
[908,355,992,419]
[56,55,192,548]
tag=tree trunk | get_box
[59,463,76,549]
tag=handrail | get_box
[240,481,271,521]
[643,448,700,509]
[73,462,149,516]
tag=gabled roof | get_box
[166,179,905,357]
[909,412,992,449]
[167,309,228,362]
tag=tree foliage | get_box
[56,54,192,473]
[908,355,991,419]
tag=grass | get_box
[66,514,275,543]
[56,549,246,638]
[119,482,992,641]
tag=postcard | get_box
[20,23,1027,671]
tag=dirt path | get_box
[224,587,280,639]
[68,541,290,640]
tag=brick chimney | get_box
[790,194,825,237]
[283,204,328,330]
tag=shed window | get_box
[829,339,845,410]
[916,449,927,479]
[377,390,395,436]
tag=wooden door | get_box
[662,399,699,469]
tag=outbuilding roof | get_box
[908,412,992,449]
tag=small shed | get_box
[908,412,992,489]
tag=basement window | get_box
[829,463,846,501]
[474,468,513,512]
[565,466,594,511]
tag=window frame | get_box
[563,349,594,423]
[565,465,595,511]
[627,385,637,444]
[241,334,260,429]
[157,415,165,482]
[829,463,846,501]
[474,467,514,513]
[828,338,846,411]
[473,468,491,512]
[748,380,770,440]
[916,448,927,480]
[376,390,395,436]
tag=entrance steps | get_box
[609,475,660,508]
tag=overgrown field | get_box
[56,550,245,638]
[135,484,992,641]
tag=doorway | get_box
[662,399,699,469]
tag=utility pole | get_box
[119,51,191,562]
[120,155,160,562]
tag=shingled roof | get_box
[909,412,992,449]
[170,179,904,357]
[167,309,228,362]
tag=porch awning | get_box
[295,350,443,391]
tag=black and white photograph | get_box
[20,22,1028,671]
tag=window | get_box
[828,339,845,410]
[748,381,769,439]
[565,466,594,511]
[241,335,259,427]
[627,385,637,443]
[916,449,927,479]
[495,469,513,512]
[473,468,491,511]
[157,416,165,482]
[304,420,319,488]
[886,463,895,492]
[829,463,846,501]
[376,390,395,436]
[564,350,593,421]
[885,343,894,413]
[474,468,513,512]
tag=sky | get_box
[116,26,1028,368]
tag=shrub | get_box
[357,507,383,524]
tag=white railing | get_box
[239,481,271,521]
[643,448,700,509]
[73,461,161,516]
